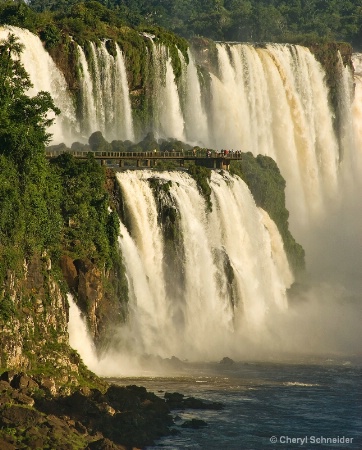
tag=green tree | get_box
[0,33,60,172]
[0,34,62,258]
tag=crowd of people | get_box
[190,148,243,158]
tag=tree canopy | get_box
[19,0,362,48]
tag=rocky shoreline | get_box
[0,371,222,449]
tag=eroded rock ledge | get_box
[0,371,223,449]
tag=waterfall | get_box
[207,43,341,231]
[79,41,135,142]
[115,44,135,142]
[105,170,293,363]
[67,294,98,371]
[352,53,362,174]
[77,44,98,138]
[0,27,346,232]
[150,43,186,141]
[2,25,361,368]
[0,25,78,144]
[180,50,209,146]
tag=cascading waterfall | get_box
[79,41,135,142]
[1,26,349,230]
[77,44,98,138]
[352,53,362,173]
[3,25,360,368]
[208,43,341,230]
[68,294,98,371]
[150,42,186,141]
[0,25,78,144]
[179,50,209,146]
[97,170,293,365]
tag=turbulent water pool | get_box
[107,358,362,449]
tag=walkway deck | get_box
[45,149,243,170]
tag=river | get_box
[106,356,362,449]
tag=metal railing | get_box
[45,149,245,159]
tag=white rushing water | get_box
[86,170,294,375]
[67,294,99,371]
[78,41,135,142]
[207,43,342,233]
[150,42,186,141]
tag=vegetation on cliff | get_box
[0,35,127,377]
[188,164,213,212]
[0,33,61,285]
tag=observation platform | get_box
[45,149,244,170]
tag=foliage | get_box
[89,131,111,151]
[0,294,16,321]
[24,0,362,47]
[0,0,360,48]
[188,164,212,212]
[230,153,305,275]
[49,152,119,270]
[0,0,40,31]
[0,34,62,285]
[39,22,62,48]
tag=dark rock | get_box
[38,377,56,395]
[0,405,42,427]
[23,427,45,449]
[10,373,39,390]
[0,395,10,406]
[0,371,17,384]
[0,372,175,449]
[181,418,208,429]
[60,255,78,290]
[0,380,12,392]
[165,391,222,410]
[183,396,223,410]
[12,391,35,406]
[75,421,88,434]
[86,437,125,449]
[219,356,235,365]
[105,385,142,410]
[164,392,184,401]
